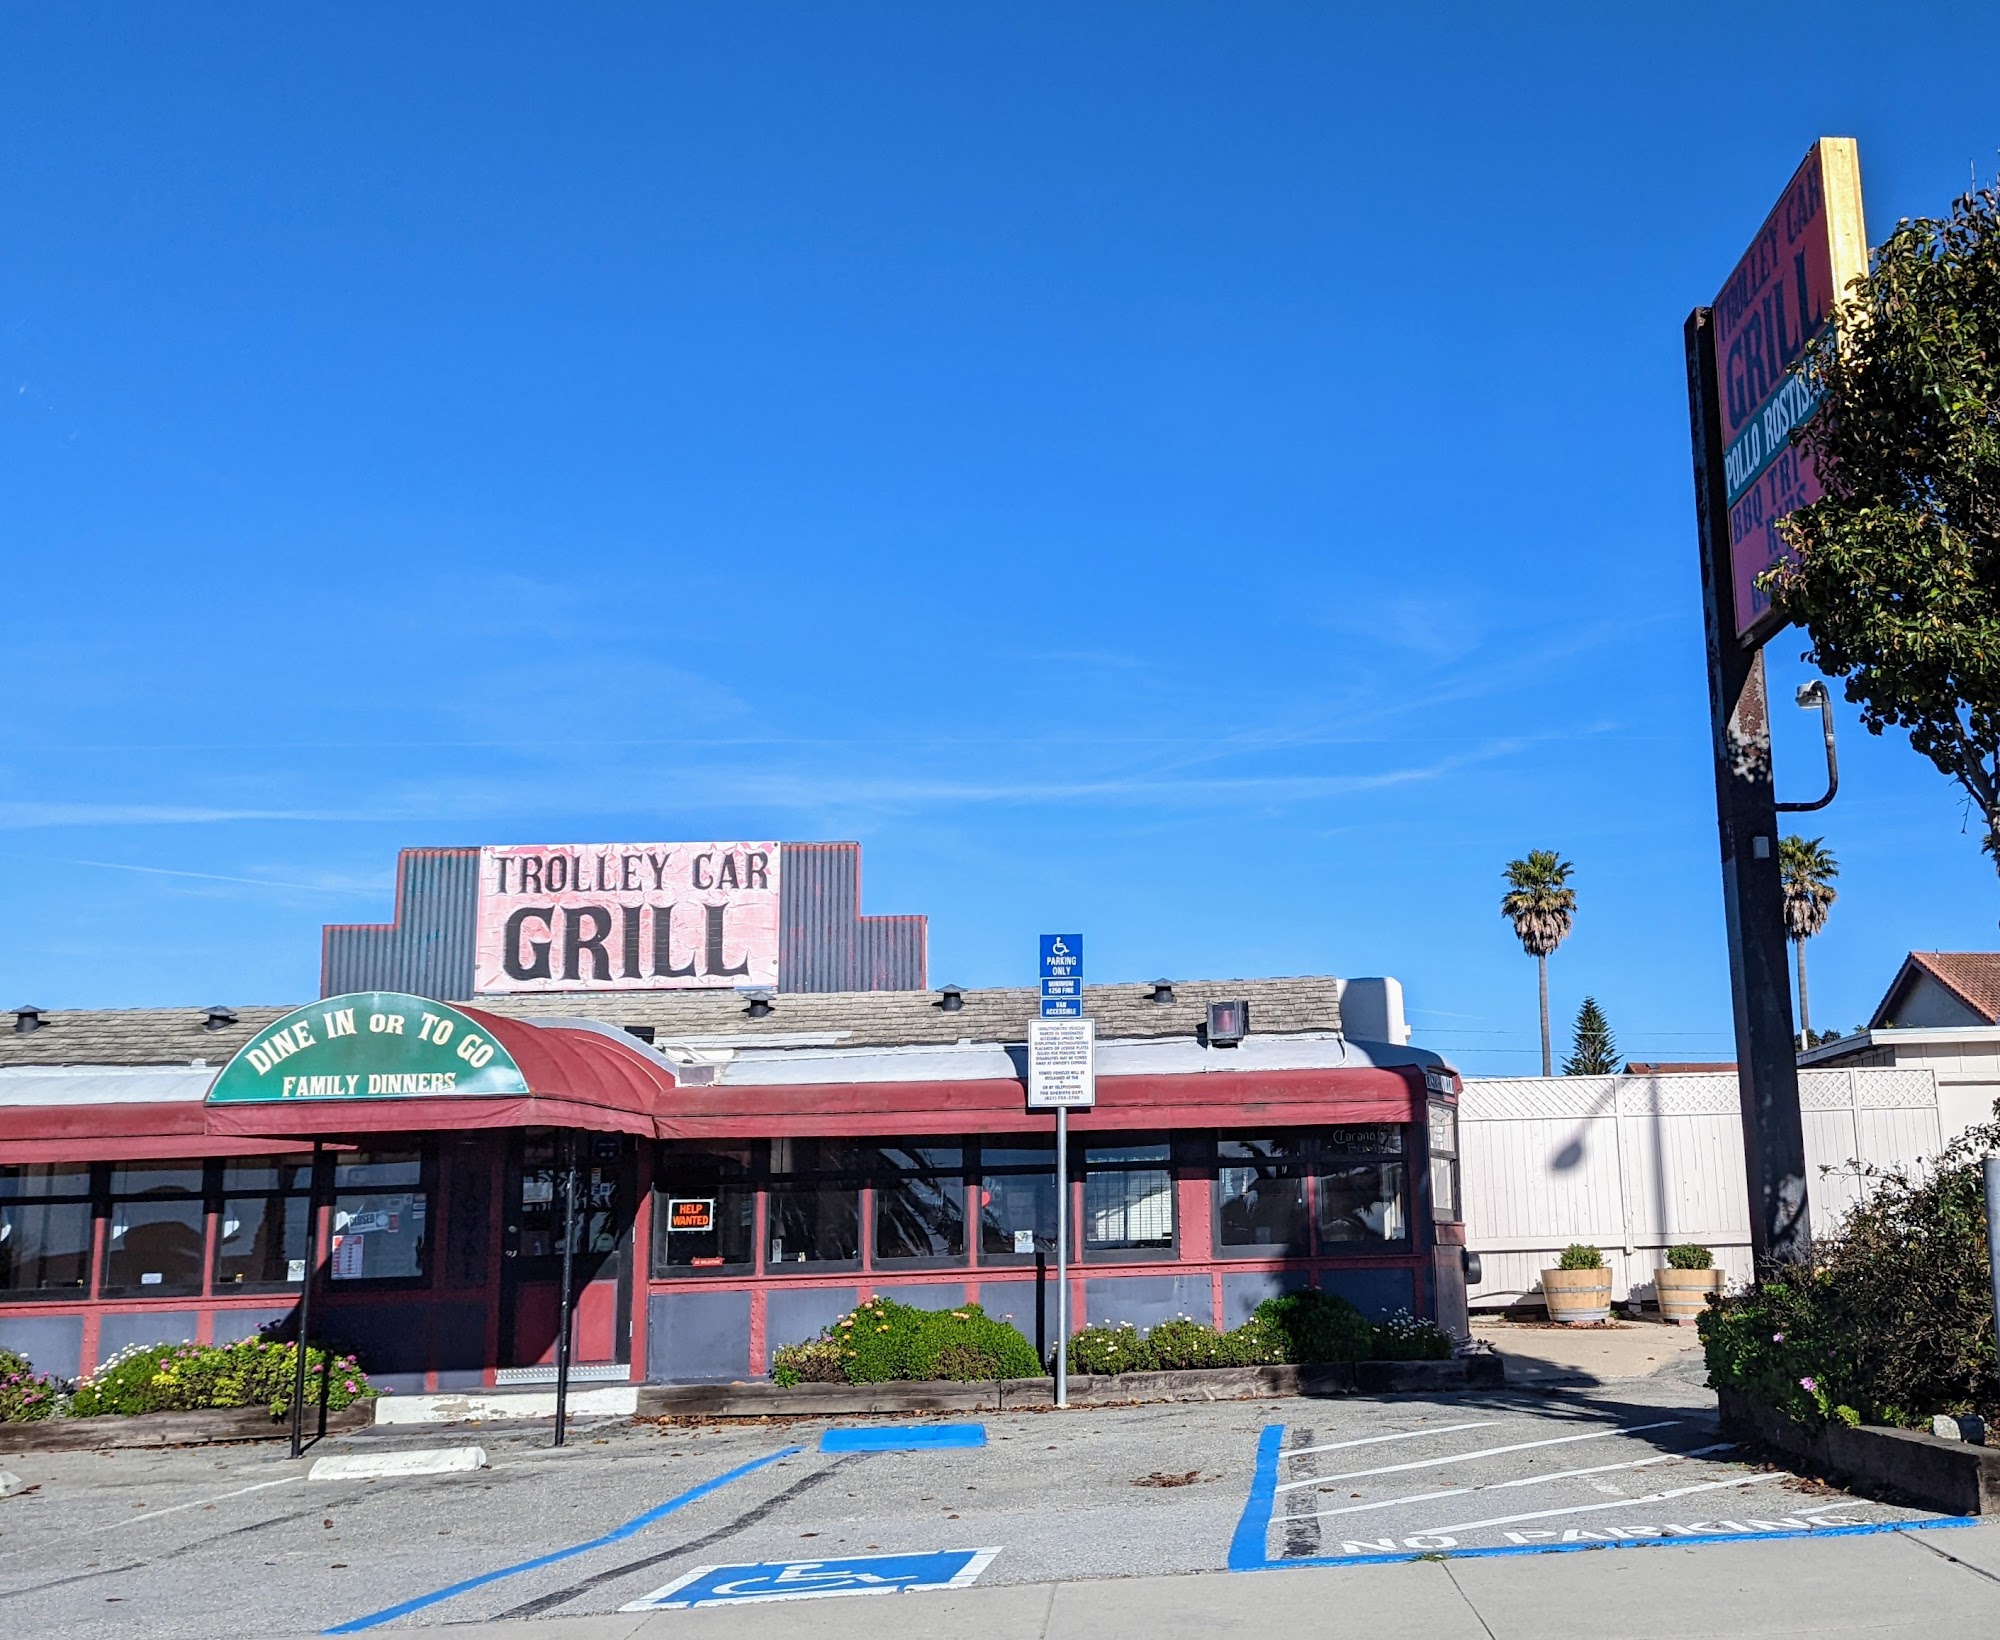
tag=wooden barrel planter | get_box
[1541,1266,1612,1324]
[1654,1266,1723,1325]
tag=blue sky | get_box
[6,4,2000,1071]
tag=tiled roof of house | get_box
[1873,951,2000,1028]
[0,976,1342,1068]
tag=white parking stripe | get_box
[1272,1420,1682,1491]
[101,1476,304,1531]
[1281,1443,1736,1524]
[1402,1471,1775,1537]
[1283,1422,1500,1461]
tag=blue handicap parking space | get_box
[622,1548,1002,1609]
[820,1421,987,1452]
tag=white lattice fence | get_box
[1460,1069,1942,1308]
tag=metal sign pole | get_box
[1686,306,1812,1271]
[289,1140,323,1461]
[553,1130,579,1448]
[1054,1105,1068,1409]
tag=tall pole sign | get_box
[1031,934,1090,1407]
[1685,139,1867,1271]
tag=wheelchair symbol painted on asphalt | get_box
[622,1547,1002,1608]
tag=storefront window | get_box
[1316,1126,1408,1247]
[331,1150,429,1283]
[513,1131,622,1264]
[103,1163,206,1295]
[767,1139,860,1267]
[654,1142,755,1273]
[978,1137,1055,1261]
[216,1156,314,1289]
[0,1164,93,1297]
[872,1144,965,1263]
[1428,1100,1461,1221]
[1082,1139,1174,1253]
[1217,1135,1310,1253]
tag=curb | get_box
[1717,1385,2000,1516]
[0,1403,370,1455]
[637,1355,1506,1418]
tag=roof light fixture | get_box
[1205,999,1248,1048]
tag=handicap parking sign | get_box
[622,1547,1001,1609]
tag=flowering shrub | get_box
[1250,1291,1376,1364]
[1371,1309,1453,1361]
[1701,1116,1999,1429]
[0,1361,67,1423]
[774,1297,1040,1387]
[1067,1321,1157,1376]
[69,1339,378,1420]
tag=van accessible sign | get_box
[474,842,781,995]
[1713,138,1867,641]
[207,993,529,1104]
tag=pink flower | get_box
[1799,1375,1818,1393]
[1772,1332,1785,1344]
[343,1380,357,1393]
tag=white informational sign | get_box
[1027,1017,1095,1109]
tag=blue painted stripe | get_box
[1236,1515,1977,1572]
[819,1423,987,1452]
[322,1445,803,1633]
[1227,1424,1285,1572]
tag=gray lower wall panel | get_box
[0,1313,84,1380]
[211,1307,292,1345]
[1082,1274,1213,1333]
[648,1290,752,1384]
[869,1282,970,1310]
[765,1286,858,1352]
[977,1279,1054,1364]
[1321,1267,1416,1319]
[1220,1269,1309,1330]
[99,1310,199,1359]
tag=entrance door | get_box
[501,1130,635,1375]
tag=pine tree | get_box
[1562,996,1618,1076]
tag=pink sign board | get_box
[1712,139,1866,641]
[474,842,781,994]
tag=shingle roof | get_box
[0,976,1341,1067]
[1873,951,2000,1027]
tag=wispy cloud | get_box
[59,858,388,896]
[0,802,342,829]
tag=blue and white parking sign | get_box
[1039,934,1082,981]
[623,1548,1001,1609]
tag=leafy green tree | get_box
[1778,835,1840,1049]
[1562,996,1619,1076]
[1500,850,1577,1076]
[1764,185,2000,867]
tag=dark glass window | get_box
[1427,1100,1461,1222]
[512,1131,622,1266]
[872,1144,965,1263]
[0,1165,93,1296]
[104,1163,206,1295]
[331,1149,429,1283]
[654,1142,755,1273]
[1217,1135,1310,1253]
[1082,1139,1174,1252]
[1316,1124,1410,1248]
[979,1135,1055,1260]
[767,1139,860,1266]
[216,1156,315,1289]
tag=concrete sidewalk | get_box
[307,1522,2000,1639]
[1472,1316,1706,1386]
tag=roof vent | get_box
[13,1005,44,1035]
[203,1006,238,1032]
[937,984,965,1013]
[742,989,776,1020]
[1149,979,1175,1006]
[1204,999,1249,1048]
[624,1024,657,1045]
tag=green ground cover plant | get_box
[1370,1309,1454,1361]
[68,1339,379,1420]
[771,1297,1040,1386]
[1701,1117,1999,1429]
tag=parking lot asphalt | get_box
[0,1373,1967,1639]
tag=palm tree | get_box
[1500,850,1577,1076]
[1779,835,1839,1049]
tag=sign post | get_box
[1685,139,1867,1271]
[1030,937,1092,1411]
